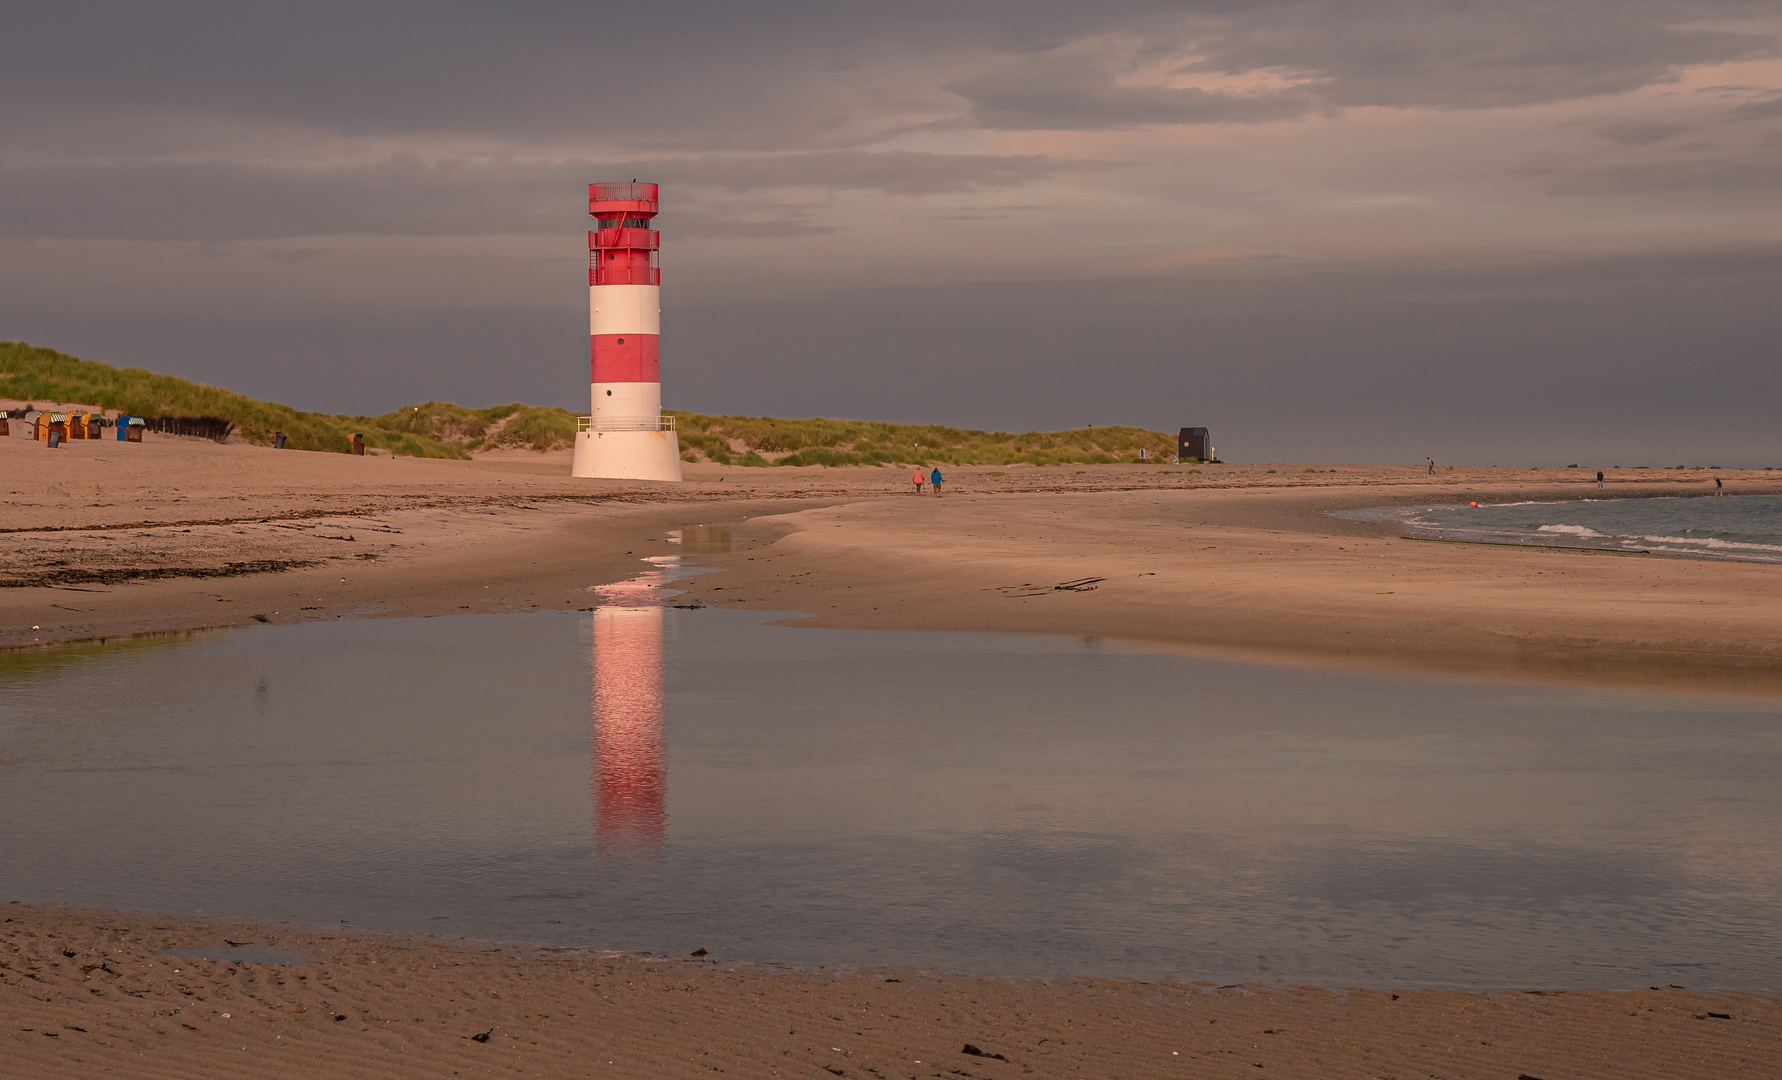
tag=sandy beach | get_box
[6,901,1779,1080]
[7,432,1782,1078]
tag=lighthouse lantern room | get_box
[571,181,683,481]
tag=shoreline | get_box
[4,901,1777,1080]
[7,435,1782,691]
[1400,530,1782,565]
[677,483,1782,695]
[1349,490,1782,566]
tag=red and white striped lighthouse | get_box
[571,181,683,481]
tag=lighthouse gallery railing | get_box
[578,415,677,433]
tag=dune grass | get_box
[361,400,579,453]
[670,412,1175,467]
[0,342,579,455]
[4,342,1175,464]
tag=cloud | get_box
[1521,141,1782,195]
[0,150,1079,241]
[935,2,1777,132]
[1595,118,1695,145]
[658,150,1086,195]
[1172,0,1777,111]
[946,42,1318,131]
[0,1,1177,150]
[0,155,576,242]
[4,1,1770,150]
[1731,92,1782,119]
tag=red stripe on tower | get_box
[589,335,660,383]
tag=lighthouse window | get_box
[616,338,624,344]
[606,390,612,396]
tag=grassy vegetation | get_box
[366,401,578,453]
[0,342,575,455]
[670,412,1176,467]
[3,342,1176,464]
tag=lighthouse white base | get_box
[571,429,683,482]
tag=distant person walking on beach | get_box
[1427,457,1434,475]
[912,468,924,494]
[1597,470,1605,490]
[930,467,944,495]
[1715,476,1724,495]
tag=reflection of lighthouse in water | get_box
[591,576,669,856]
[588,530,729,856]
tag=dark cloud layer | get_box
[660,248,1782,466]
[1,1,1174,147]
[4,1,1770,143]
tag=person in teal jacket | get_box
[930,467,943,495]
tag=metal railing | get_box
[578,415,677,433]
[588,181,659,205]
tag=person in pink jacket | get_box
[912,468,924,494]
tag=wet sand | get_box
[686,483,1782,693]
[5,901,1779,1080]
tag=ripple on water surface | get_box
[1338,492,1782,562]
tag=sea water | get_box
[1339,492,1782,562]
[3,606,1781,991]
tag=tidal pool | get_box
[3,600,1780,990]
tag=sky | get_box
[2,1,1779,464]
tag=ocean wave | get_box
[1635,543,1782,563]
[1333,494,1782,565]
[1633,534,1782,554]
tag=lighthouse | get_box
[571,181,683,481]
